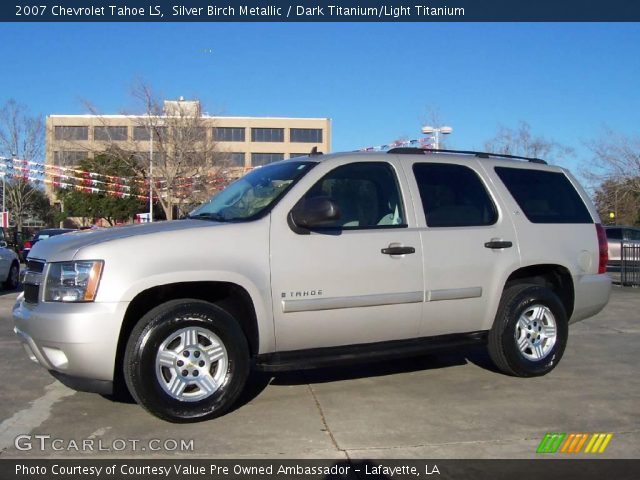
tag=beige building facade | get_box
[46,110,332,171]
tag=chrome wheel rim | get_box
[155,326,228,402]
[514,304,557,361]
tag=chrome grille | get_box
[24,284,39,304]
[23,259,45,304]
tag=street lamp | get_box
[421,125,453,150]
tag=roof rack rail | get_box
[386,147,547,165]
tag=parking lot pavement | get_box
[0,287,638,459]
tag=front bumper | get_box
[13,294,129,390]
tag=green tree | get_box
[57,153,145,226]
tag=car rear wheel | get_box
[3,262,19,290]
[123,299,249,422]
[488,284,568,377]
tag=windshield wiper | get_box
[186,212,228,222]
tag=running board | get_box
[254,331,488,372]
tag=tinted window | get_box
[53,151,88,166]
[606,228,622,240]
[94,126,128,141]
[625,229,640,241]
[495,167,592,224]
[297,162,405,229]
[290,128,323,143]
[413,163,497,227]
[133,126,167,141]
[251,128,284,142]
[227,152,246,167]
[214,127,245,142]
[54,126,88,141]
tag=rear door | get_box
[399,158,521,336]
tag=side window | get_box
[606,228,622,240]
[625,229,640,241]
[413,163,498,227]
[298,162,406,229]
[495,167,592,224]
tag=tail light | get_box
[595,223,608,274]
[23,241,32,250]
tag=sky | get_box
[1,22,639,176]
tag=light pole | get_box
[421,125,453,150]
[149,125,154,223]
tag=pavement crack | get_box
[305,382,343,453]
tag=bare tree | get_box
[484,121,573,162]
[83,82,229,220]
[0,99,44,161]
[0,99,48,233]
[583,129,640,225]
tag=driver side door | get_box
[269,160,424,352]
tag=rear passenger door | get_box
[401,160,521,336]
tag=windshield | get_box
[188,161,316,221]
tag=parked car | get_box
[0,229,20,290]
[15,149,611,422]
[21,228,76,262]
[604,225,640,266]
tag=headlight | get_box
[44,261,104,302]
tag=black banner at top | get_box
[4,0,640,22]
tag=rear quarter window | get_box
[495,167,592,224]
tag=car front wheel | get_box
[124,299,249,422]
[488,284,568,377]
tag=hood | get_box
[28,220,223,262]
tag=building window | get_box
[225,152,246,167]
[251,128,284,143]
[54,126,88,141]
[172,127,207,142]
[290,128,323,143]
[251,153,284,166]
[94,126,128,141]
[134,151,165,167]
[53,151,88,166]
[214,127,246,142]
[133,126,167,141]
[290,153,308,159]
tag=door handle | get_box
[381,246,416,255]
[484,240,513,249]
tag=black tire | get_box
[123,299,250,423]
[3,261,19,290]
[488,284,568,377]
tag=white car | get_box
[0,231,20,290]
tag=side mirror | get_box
[290,196,340,230]
[0,241,7,248]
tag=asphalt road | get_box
[0,287,638,459]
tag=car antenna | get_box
[309,146,323,156]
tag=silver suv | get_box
[14,149,611,422]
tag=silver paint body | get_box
[13,152,611,383]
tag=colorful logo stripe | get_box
[537,433,613,454]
